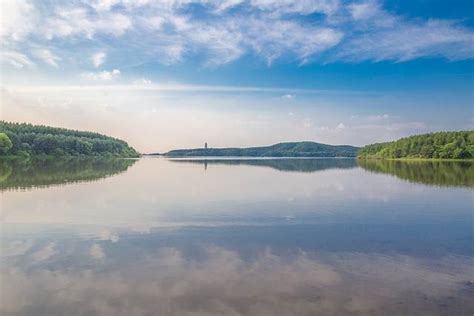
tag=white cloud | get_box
[87,0,153,12]
[281,94,293,99]
[250,0,340,16]
[92,51,106,67]
[1,51,35,68]
[347,1,379,20]
[163,43,186,64]
[336,122,345,129]
[0,0,34,40]
[33,49,61,68]
[191,24,244,66]
[1,0,473,67]
[81,69,121,81]
[213,0,244,13]
[87,0,122,12]
[337,2,474,62]
[245,17,343,64]
[42,8,132,40]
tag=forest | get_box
[358,131,474,159]
[0,121,139,158]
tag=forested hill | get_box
[0,121,139,157]
[358,131,474,159]
[164,142,359,157]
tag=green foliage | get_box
[165,142,359,157]
[0,121,140,157]
[358,131,474,160]
[0,133,13,154]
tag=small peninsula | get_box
[358,131,474,160]
[162,141,359,158]
[0,121,139,158]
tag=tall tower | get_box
[205,142,208,149]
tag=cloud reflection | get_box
[89,244,105,261]
[1,246,473,316]
[31,242,56,262]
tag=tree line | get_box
[0,121,139,158]
[358,131,474,159]
[165,142,359,157]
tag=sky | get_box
[0,0,473,152]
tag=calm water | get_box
[1,157,473,316]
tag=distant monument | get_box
[204,142,208,171]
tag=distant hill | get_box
[358,131,474,159]
[163,142,359,157]
[0,121,140,158]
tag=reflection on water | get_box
[0,157,137,191]
[358,159,474,187]
[170,157,357,172]
[1,157,473,315]
[2,239,473,316]
[172,158,474,188]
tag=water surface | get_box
[1,157,473,315]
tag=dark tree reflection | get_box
[0,157,137,191]
[358,159,474,187]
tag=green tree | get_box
[0,121,139,157]
[358,131,474,160]
[0,133,13,154]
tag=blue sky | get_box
[1,0,473,152]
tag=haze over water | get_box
[1,157,473,316]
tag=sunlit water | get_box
[1,157,473,315]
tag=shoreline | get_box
[2,155,474,162]
[0,155,141,160]
[357,157,474,162]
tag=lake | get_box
[1,157,473,316]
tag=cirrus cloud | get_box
[81,69,121,81]
[1,0,471,70]
[33,49,61,68]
